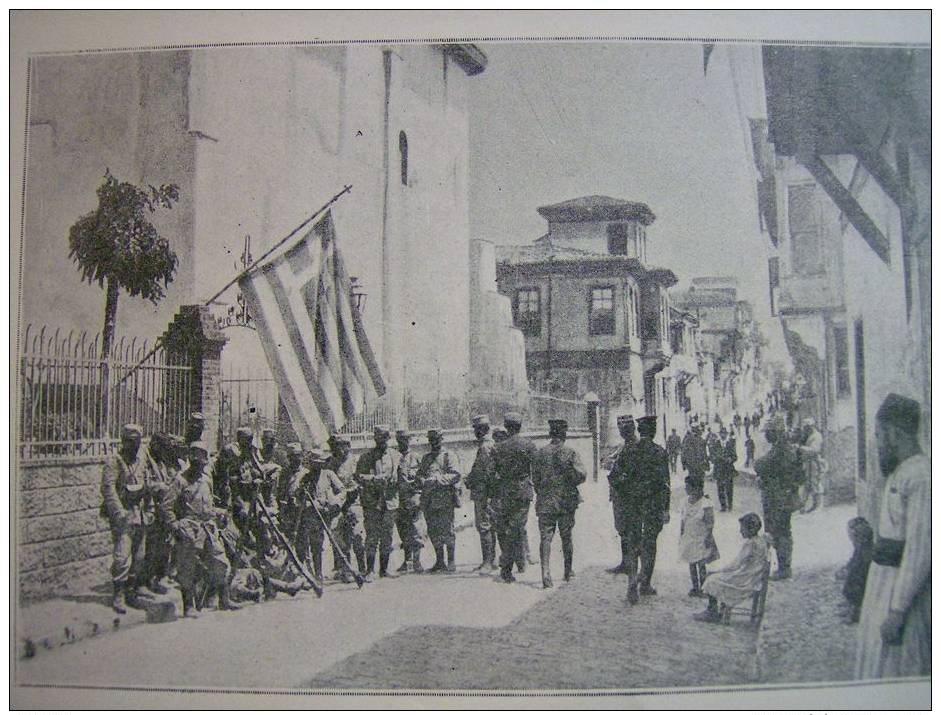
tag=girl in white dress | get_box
[679,475,719,597]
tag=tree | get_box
[68,170,180,359]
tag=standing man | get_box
[666,428,682,477]
[533,419,587,588]
[293,447,346,584]
[100,424,151,613]
[418,428,462,573]
[681,423,709,482]
[357,425,400,579]
[754,416,803,580]
[492,412,538,584]
[613,415,671,604]
[606,415,637,574]
[328,433,366,583]
[713,426,738,512]
[705,426,720,477]
[394,429,424,573]
[856,395,930,679]
[160,442,238,617]
[141,431,180,596]
[797,417,825,513]
[466,414,498,571]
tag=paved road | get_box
[16,457,851,691]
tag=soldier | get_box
[100,424,151,613]
[184,412,206,445]
[713,426,738,512]
[466,414,498,571]
[259,428,287,507]
[394,429,424,573]
[328,432,366,582]
[754,415,804,580]
[224,426,275,553]
[613,415,671,604]
[291,447,345,583]
[357,424,400,579]
[533,419,587,588]
[141,431,180,596]
[159,442,238,617]
[276,443,305,517]
[493,412,538,584]
[418,428,462,573]
[606,415,637,574]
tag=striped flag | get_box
[238,210,385,445]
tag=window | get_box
[833,326,851,398]
[589,286,615,335]
[514,288,541,336]
[399,131,408,186]
[670,323,683,354]
[788,184,821,275]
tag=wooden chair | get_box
[719,559,771,628]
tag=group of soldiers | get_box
[100,409,590,618]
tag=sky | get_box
[468,41,788,362]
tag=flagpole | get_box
[204,183,353,307]
[114,184,352,388]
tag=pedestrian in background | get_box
[754,416,803,581]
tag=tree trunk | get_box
[100,277,120,437]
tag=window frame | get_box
[588,285,616,336]
[514,287,542,337]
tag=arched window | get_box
[399,131,408,186]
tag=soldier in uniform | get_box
[533,419,587,588]
[276,443,305,518]
[328,432,366,582]
[357,424,400,579]
[466,414,498,571]
[259,428,287,507]
[418,428,462,573]
[159,442,239,617]
[713,426,738,512]
[291,446,345,583]
[222,426,277,553]
[613,415,671,604]
[184,412,206,445]
[394,429,424,573]
[493,412,538,584]
[100,424,151,613]
[666,428,682,476]
[606,415,637,574]
[141,431,180,596]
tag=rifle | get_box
[254,497,323,598]
[302,486,366,589]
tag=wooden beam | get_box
[799,153,891,264]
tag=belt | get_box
[872,537,905,567]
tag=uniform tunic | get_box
[493,432,538,572]
[855,454,931,679]
[395,448,424,551]
[466,437,497,539]
[606,437,636,536]
[100,450,151,586]
[330,453,366,558]
[533,440,586,538]
[702,534,770,606]
[418,449,461,549]
[356,447,400,556]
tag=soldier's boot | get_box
[312,550,324,584]
[540,541,553,589]
[124,584,145,610]
[524,538,538,566]
[411,547,424,573]
[217,582,242,611]
[111,582,127,614]
[364,552,376,582]
[490,532,500,570]
[607,538,629,574]
[445,543,456,573]
[181,588,200,618]
[428,546,446,573]
[475,533,490,571]
[378,553,390,578]
[562,539,575,582]
[771,537,793,580]
[355,549,366,576]
[396,548,410,573]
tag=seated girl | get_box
[694,512,770,624]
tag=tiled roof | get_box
[495,241,608,265]
[536,195,656,225]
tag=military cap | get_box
[373,424,391,437]
[189,412,205,422]
[236,426,253,438]
[503,412,523,426]
[739,512,763,532]
[304,446,330,464]
[548,418,568,437]
[286,442,303,455]
[121,423,143,439]
[637,415,658,435]
[492,428,509,442]
[328,431,350,445]
[616,414,635,425]
[876,393,921,434]
[472,414,491,427]
[189,441,210,461]
[261,427,276,437]
[395,428,412,439]
[427,428,444,440]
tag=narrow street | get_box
[16,463,855,691]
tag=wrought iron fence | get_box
[17,324,194,461]
[218,367,289,445]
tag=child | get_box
[679,475,719,597]
[835,517,873,623]
[694,512,770,623]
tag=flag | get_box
[238,210,385,445]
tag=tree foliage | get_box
[68,170,180,304]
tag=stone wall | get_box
[18,458,112,603]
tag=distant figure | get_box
[744,434,756,469]
[694,512,770,624]
[713,427,738,512]
[705,426,720,476]
[797,417,825,514]
[743,414,751,437]
[856,394,930,680]
[681,424,709,481]
[733,413,742,433]
[680,475,719,597]
[837,517,873,624]
[666,428,682,475]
